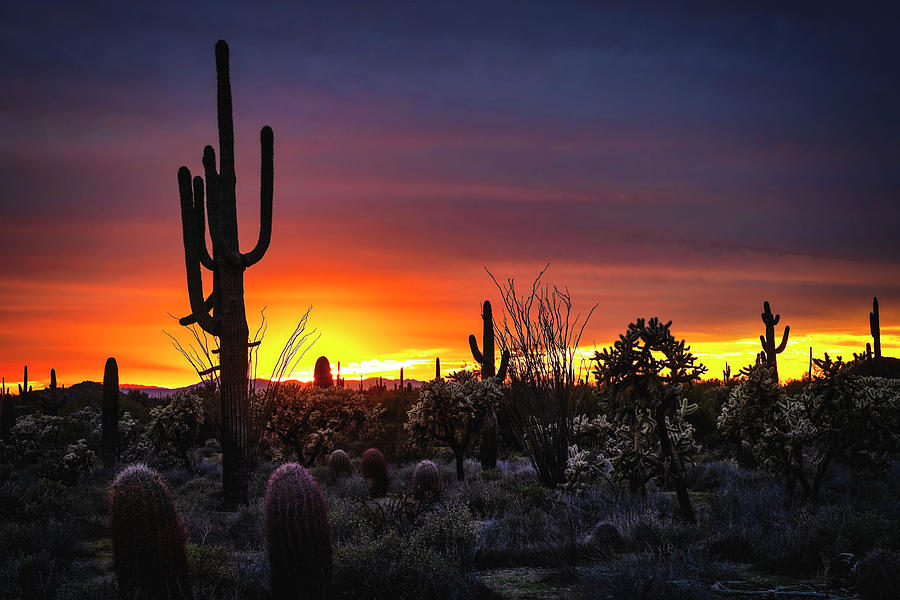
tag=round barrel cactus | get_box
[108,463,190,600]
[412,459,441,501]
[328,449,353,481]
[265,463,333,600]
[360,447,389,497]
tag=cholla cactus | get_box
[593,318,706,522]
[406,371,502,480]
[360,447,389,497]
[108,464,190,600]
[722,354,900,501]
[328,449,353,480]
[264,463,333,600]
[267,384,378,466]
[147,391,206,471]
[412,459,442,501]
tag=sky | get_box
[2,1,900,388]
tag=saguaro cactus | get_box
[47,368,58,415]
[314,356,333,388]
[1,379,14,442]
[870,297,881,374]
[480,411,499,470]
[108,464,191,600]
[400,367,404,389]
[435,357,441,380]
[759,301,790,383]
[265,463,333,600]
[102,357,119,467]
[469,300,510,380]
[17,365,31,399]
[176,40,274,505]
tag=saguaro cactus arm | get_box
[178,170,219,334]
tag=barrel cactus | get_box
[264,463,333,600]
[108,464,190,600]
[328,449,353,481]
[412,459,441,501]
[360,447,389,497]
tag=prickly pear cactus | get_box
[264,463,333,600]
[108,463,191,600]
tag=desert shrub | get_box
[331,501,476,600]
[0,414,96,485]
[147,391,206,471]
[406,372,502,480]
[579,546,732,600]
[856,549,900,600]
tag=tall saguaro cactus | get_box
[870,296,881,374]
[48,368,58,415]
[469,300,510,380]
[102,358,119,467]
[176,40,274,505]
[17,365,31,399]
[759,301,790,383]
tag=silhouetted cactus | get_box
[314,356,333,388]
[108,464,190,600]
[412,459,441,501]
[1,379,14,442]
[47,368,59,415]
[102,357,119,467]
[435,357,441,380]
[264,463,333,600]
[870,296,881,374]
[469,300,509,380]
[480,411,499,470]
[360,447,389,497]
[400,367,404,389]
[759,301,790,382]
[176,40,274,505]
[328,449,353,480]
[17,365,31,399]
